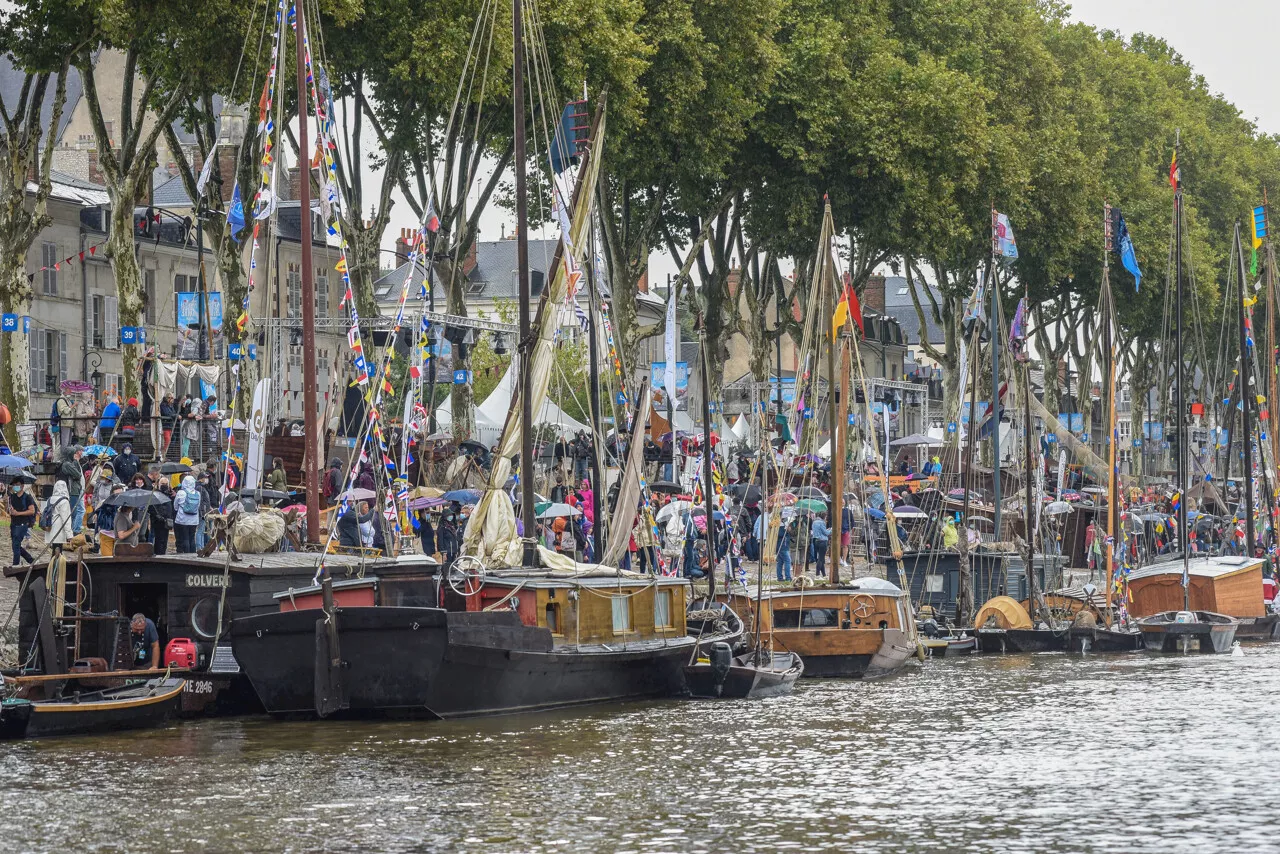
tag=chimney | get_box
[395,228,414,265]
[88,149,103,185]
[863,273,887,313]
[637,262,648,294]
[216,145,237,203]
[287,167,300,202]
[727,265,741,298]
[463,239,479,278]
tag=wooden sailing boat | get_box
[231,1,708,718]
[720,198,919,679]
[1068,203,1144,652]
[1136,137,1242,653]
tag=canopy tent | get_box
[478,363,589,436]
[730,414,751,441]
[433,395,504,446]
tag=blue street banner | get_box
[0,314,16,332]
[119,326,137,345]
[229,343,244,360]
[453,369,471,385]
[649,361,689,409]
[248,343,257,360]
[21,316,30,334]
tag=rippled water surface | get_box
[2,646,1277,853]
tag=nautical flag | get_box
[831,275,864,338]
[1169,149,1180,189]
[574,299,590,333]
[354,355,369,385]
[1252,205,1267,277]
[425,197,440,233]
[1009,298,1028,362]
[409,364,422,380]
[382,376,394,395]
[348,325,362,353]
[335,257,348,274]
[1111,208,1143,291]
[195,147,218,200]
[993,211,1018,260]
[228,184,246,243]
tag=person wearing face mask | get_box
[437,511,460,567]
[5,482,36,565]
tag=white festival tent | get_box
[477,364,590,437]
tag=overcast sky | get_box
[379,1,1280,284]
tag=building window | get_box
[144,269,156,325]
[92,295,104,348]
[611,597,630,633]
[28,327,65,394]
[316,271,329,317]
[287,263,301,319]
[654,590,672,628]
[41,243,57,295]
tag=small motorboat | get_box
[1067,624,1145,653]
[921,633,977,657]
[686,600,747,653]
[1138,610,1240,654]
[0,677,186,739]
[684,642,803,699]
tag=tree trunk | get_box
[106,197,145,400]
[439,257,474,442]
[347,224,384,321]
[0,262,31,447]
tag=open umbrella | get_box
[536,502,581,519]
[726,483,763,504]
[408,496,447,511]
[1044,501,1072,516]
[459,439,488,455]
[889,433,942,447]
[60,379,93,394]
[160,462,192,474]
[82,445,116,457]
[656,500,691,522]
[411,486,444,499]
[792,486,829,501]
[767,492,798,508]
[250,489,292,501]
[795,498,827,514]
[0,453,34,474]
[890,505,927,518]
[648,480,683,495]
[105,489,169,508]
[442,488,482,504]
[425,432,453,442]
[338,488,378,501]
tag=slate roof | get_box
[881,275,945,347]
[0,56,83,141]
[373,238,560,305]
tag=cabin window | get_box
[190,596,220,639]
[545,603,561,634]
[611,597,631,633]
[654,591,672,628]
[925,574,944,593]
[773,608,840,629]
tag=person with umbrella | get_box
[6,480,36,565]
[150,482,175,554]
[114,501,142,548]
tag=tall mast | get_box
[1265,191,1278,472]
[1174,132,1189,611]
[990,208,1003,538]
[1103,202,1117,625]
[586,221,606,560]
[297,5,320,543]
[826,245,842,584]
[513,0,536,567]
[959,320,981,627]
[1235,222,1257,555]
[699,330,716,601]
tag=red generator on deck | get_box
[164,638,198,670]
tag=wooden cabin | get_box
[1126,556,1265,619]
[451,571,689,648]
[899,550,1009,622]
[721,577,918,678]
[5,552,438,714]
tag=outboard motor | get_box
[919,618,941,638]
[709,641,733,693]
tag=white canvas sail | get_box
[244,378,273,491]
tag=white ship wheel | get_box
[851,594,877,619]
[448,555,487,597]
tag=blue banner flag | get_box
[1111,208,1143,291]
[228,184,246,243]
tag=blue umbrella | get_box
[0,453,34,474]
[443,488,481,504]
[866,507,887,521]
[82,444,116,457]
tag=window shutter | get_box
[58,333,67,383]
[28,324,42,391]
[105,296,118,348]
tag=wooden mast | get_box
[513,0,537,568]
[1174,132,1189,613]
[1103,202,1118,626]
[297,5,320,543]
[1235,222,1257,555]
[958,320,981,627]
[826,216,842,584]
[1265,190,1278,473]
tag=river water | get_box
[1,645,1275,853]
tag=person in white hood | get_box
[173,475,202,553]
